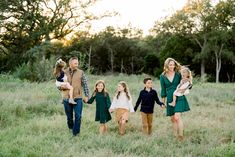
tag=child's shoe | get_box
[177,135,184,142]
[69,98,77,105]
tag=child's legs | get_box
[99,123,106,134]
[119,120,126,135]
[172,94,177,104]
[147,113,153,135]
[171,89,184,104]
[119,112,128,135]
[104,124,108,132]
[116,108,128,135]
[61,82,74,99]
[141,112,148,134]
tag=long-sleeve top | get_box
[81,72,90,97]
[174,79,191,96]
[87,92,112,123]
[134,88,164,113]
[110,92,134,112]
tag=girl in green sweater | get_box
[87,80,112,134]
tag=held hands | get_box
[161,103,166,109]
[109,109,114,113]
[134,106,137,112]
[83,96,88,103]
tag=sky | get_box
[89,0,188,35]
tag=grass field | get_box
[0,74,235,157]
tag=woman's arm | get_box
[160,75,167,98]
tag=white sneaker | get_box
[169,103,175,106]
[69,99,77,105]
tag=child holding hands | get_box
[86,80,112,134]
[109,81,134,135]
[134,78,164,135]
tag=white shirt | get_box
[110,92,134,112]
[174,81,190,96]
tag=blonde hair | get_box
[181,67,193,84]
[53,59,67,77]
[116,81,131,100]
[163,58,181,74]
[92,80,108,97]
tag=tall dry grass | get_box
[0,74,234,157]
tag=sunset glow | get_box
[89,0,188,35]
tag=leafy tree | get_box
[207,0,235,82]
[0,0,113,72]
[150,0,235,82]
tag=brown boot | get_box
[177,135,184,141]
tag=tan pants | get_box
[115,108,129,135]
[141,112,153,135]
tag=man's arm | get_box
[81,72,90,100]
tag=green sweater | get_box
[87,92,112,123]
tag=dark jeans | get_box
[63,98,83,136]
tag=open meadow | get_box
[0,74,235,157]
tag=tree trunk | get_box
[226,72,230,82]
[131,56,134,74]
[87,45,92,74]
[201,59,206,82]
[194,36,207,82]
[121,59,124,73]
[110,49,114,74]
[215,44,223,83]
[215,57,221,83]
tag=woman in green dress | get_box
[160,58,190,141]
[87,80,112,134]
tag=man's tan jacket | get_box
[61,68,83,99]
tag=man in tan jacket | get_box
[61,57,90,136]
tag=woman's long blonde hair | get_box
[163,58,181,74]
[92,80,108,97]
[116,81,131,100]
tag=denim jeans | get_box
[63,98,83,136]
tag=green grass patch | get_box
[0,74,234,157]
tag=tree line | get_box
[0,0,234,82]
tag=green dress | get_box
[160,72,190,116]
[87,92,112,123]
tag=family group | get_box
[53,57,192,141]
